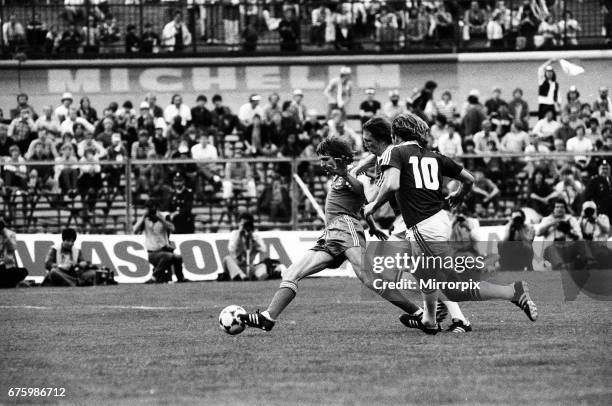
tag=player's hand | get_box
[446,190,464,209]
[369,227,389,241]
[325,158,348,176]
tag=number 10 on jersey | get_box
[409,156,440,190]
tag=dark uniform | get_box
[169,173,195,234]
[585,172,612,221]
[310,173,366,268]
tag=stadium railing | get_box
[0,0,607,59]
[2,151,611,234]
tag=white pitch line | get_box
[0,305,196,310]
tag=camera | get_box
[557,220,571,234]
[455,215,466,223]
[583,207,595,222]
[145,200,158,220]
[511,211,525,228]
[242,220,254,234]
[0,218,5,231]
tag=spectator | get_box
[220,213,267,281]
[0,125,16,157]
[376,5,399,51]
[168,172,195,234]
[311,3,331,47]
[591,101,612,127]
[140,23,160,53]
[0,217,28,288]
[77,96,98,124]
[412,80,438,122]
[161,10,192,52]
[435,90,457,123]
[557,11,581,47]
[464,1,487,41]
[60,107,95,135]
[27,139,56,190]
[259,173,291,222]
[241,16,258,52]
[3,145,28,190]
[537,14,558,48]
[517,5,538,50]
[7,109,36,140]
[191,95,214,132]
[501,122,528,153]
[77,149,102,194]
[359,88,381,125]
[554,168,584,211]
[2,14,26,53]
[471,168,500,208]
[59,23,84,54]
[567,106,586,131]
[437,121,463,157]
[473,119,500,153]
[554,114,576,145]
[537,58,559,119]
[164,94,192,127]
[491,105,513,137]
[533,109,561,146]
[223,0,241,52]
[288,89,308,126]
[104,133,127,191]
[211,94,239,139]
[301,109,323,140]
[222,145,257,201]
[593,86,611,112]
[82,15,100,53]
[54,143,79,195]
[34,105,61,137]
[44,25,61,53]
[535,199,581,241]
[133,199,187,283]
[99,16,121,53]
[42,228,94,287]
[584,160,612,220]
[405,8,428,47]
[323,66,352,117]
[263,93,281,124]
[145,93,164,118]
[10,93,38,121]
[55,92,74,123]
[486,10,504,47]
[382,90,406,120]
[529,169,555,215]
[461,93,486,136]
[566,125,593,167]
[604,1,612,45]
[125,24,140,53]
[563,85,582,117]
[25,128,58,160]
[279,7,300,52]
[430,114,448,147]
[434,2,454,45]
[484,87,508,116]
[77,131,106,158]
[579,201,610,241]
[191,132,220,194]
[238,94,264,127]
[507,88,529,130]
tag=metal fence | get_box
[0,0,608,59]
[2,151,611,234]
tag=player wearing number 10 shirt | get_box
[365,113,538,335]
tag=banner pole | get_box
[124,158,134,234]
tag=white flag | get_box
[559,59,585,76]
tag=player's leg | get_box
[345,247,422,316]
[240,250,335,331]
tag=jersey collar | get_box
[399,140,421,147]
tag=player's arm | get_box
[447,168,474,208]
[364,167,400,217]
[157,212,175,233]
[352,153,376,176]
[364,212,389,241]
[133,214,146,234]
[327,158,366,197]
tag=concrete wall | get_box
[1,51,610,117]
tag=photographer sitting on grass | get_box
[220,213,281,281]
[42,228,94,287]
[134,199,189,283]
[536,199,581,242]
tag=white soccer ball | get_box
[219,305,247,335]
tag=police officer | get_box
[169,172,195,234]
[585,161,612,221]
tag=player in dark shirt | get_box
[365,113,538,334]
[238,137,424,332]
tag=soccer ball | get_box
[219,305,247,335]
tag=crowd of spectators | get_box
[1,58,611,232]
[0,0,603,56]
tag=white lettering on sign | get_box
[192,67,237,90]
[289,66,325,90]
[110,68,130,92]
[139,68,184,92]
[356,64,400,89]
[48,69,101,93]
[245,66,281,90]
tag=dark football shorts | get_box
[310,215,366,268]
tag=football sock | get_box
[261,310,275,321]
[266,287,296,320]
[443,301,467,323]
[422,291,438,327]
[478,281,514,300]
[379,289,421,314]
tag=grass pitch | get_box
[1,272,611,406]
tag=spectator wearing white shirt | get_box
[435,91,456,123]
[59,107,95,135]
[382,90,406,120]
[238,94,264,127]
[532,109,561,146]
[191,133,221,195]
[557,11,581,46]
[35,105,61,136]
[164,94,192,126]
[77,131,106,158]
[323,66,352,117]
[473,119,500,153]
[161,10,192,52]
[430,114,449,148]
[486,11,504,47]
[54,93,74,123]
[501,122,529,153]
[591,103,612,127]
[437,122,463,157]
[566,125,593,167]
